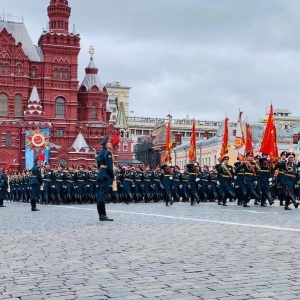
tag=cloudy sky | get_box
[1,0,300,122]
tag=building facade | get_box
[0,0,117,170]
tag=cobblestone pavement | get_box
[1,199,300,300]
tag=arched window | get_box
[5,133,12,147]
[3,64,9,75]
[31,67,36,78]
[59,69,63,79]
[64,69,69,79]
[0,94,8,116]
[16,65,21,76]
[53,68,58,78]
[91,105,97,120]
[55,97,65,118]
[15,95,22,116]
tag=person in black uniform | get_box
[29,155,43,211]
[0,166,9,207]
[96,135,114,221]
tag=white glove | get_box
[217,181,220,186]
[167,163,172,167]
[195,178,200,182]
[179,184,182,189]
[268,178,272,182]
[132,184,135,188]
[194,163,198,166]
[169,176,173,180]
[86,185,90,187]
[295,184,299,188]
[231,182,235,186]
[234,176,237,180]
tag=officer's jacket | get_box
[218,163,234,181]
[0,173,8,188]
[143,170,154,183]
[134,170,143,184]
[278,161,298,183]
[65,170,76,184]
[77,170,87,184]
[153,170,163,183]
[29,164,43,186]
[97,147,114,180]
[258,158,274,178]
[186,163,198,181]
[54,170,65,183]
[87,171,97,183]
[122,169,135,183]
[43,168,54,184]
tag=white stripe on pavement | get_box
[55,205,300,232]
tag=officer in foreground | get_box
[29,155,43,211]
[96,135,114,221]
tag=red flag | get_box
[5,165,10,171]
[260,104,278,163]
[218,118,230,161]
[112,134,121,146]
[38,153,45,162]
[244,123,253,155]
[165,115,172,163]
[188,119,197,162]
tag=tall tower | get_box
[47,0,71,34]
[38,0,80,148]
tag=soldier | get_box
[235,151,260,207]
[29,156,43,211]
[77,165,87,204]
[153,165,163,202]
[87,165,97,204]
[161,161,174,206]
[258,153,274,206]
[180,165,190,202]
[113,165,123,203]
[279,152,299,210]
[43,162,54,205]
[0,166,9,207]
[96,135,114,221]
[200,165,210,202]
[133,165,143,202]
[217,156,235,206]
[274,151,287,206]
[234,161,247,206]
[172,165,182,202]
[186,159,200,206]
[143,165,154,203]
[208,166,219,202]
[121,165,135,204]
[53,164,65,204]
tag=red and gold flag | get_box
[218,117,230,161]
[165,114,172,163]
[244,123,253,155]
[259,104,278,163]
[188,119,197,162]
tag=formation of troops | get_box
[0,150,300,211]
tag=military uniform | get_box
[143,167,154,203]
[64,166,76,204]
[77,166,87,204]
[87,167,97,204]
[0,169,9,207]
[29,157,43,211]
[96,135,114,221]
[161,164,174,206]
[186,162,200,205]
[53,166,65,204]
[43,163,54,204]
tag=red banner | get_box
[165,115,172,163]
[188,119,197,162]
[218,118,230,161]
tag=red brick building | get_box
[0,0,118,171]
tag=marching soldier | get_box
[217,156,235,206]
[235,151,260,207]
[200,165,210,202]
[258,153,274,206]
[180,166,190,202]
[64,165,76,204]
[143,165,154,203]
[77,165,87,204]
[172,165,182,202]
[161,161,174,206]
[153,165,163,202]
[43,162,54,205]
[121,165,135,204]
[133,165,143,202]
[274,151,287,206]
[53,164,65,204]
[278,152,299,210]
[186,159,200,206]
[86,165,97,204]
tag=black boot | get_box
[31,200,40,211]
[0,199,6,207]
[97,203,113,221]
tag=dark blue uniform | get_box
[0,171,8,207]
[29,162,43,211]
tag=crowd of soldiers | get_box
[0,150,300,210]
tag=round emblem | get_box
[32,134,45,147]
[234,137,244,149]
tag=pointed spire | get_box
[72,24,76,35]
[116,102,128,129]
[24,85,45,120]
[80,46,105,91]
[71,132,90,152]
